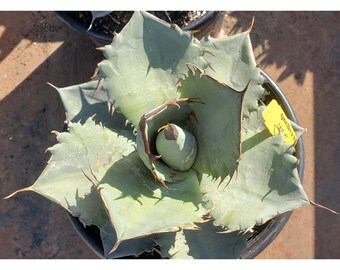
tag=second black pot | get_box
[56,11,225,46]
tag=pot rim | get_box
[55,11,224,43]
[68,69,305,259]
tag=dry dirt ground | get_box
[0,11,339,259]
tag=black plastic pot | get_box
[56,11,225,45]
[68,70,305,259]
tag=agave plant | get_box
[6,11,315,259]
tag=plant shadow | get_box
[227,11,340,258]
[0,11,102,258]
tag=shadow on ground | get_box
[0,12,66,63]
[0,11,101,258]
[228,11,340,258]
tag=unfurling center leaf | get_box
[156,123,198,171]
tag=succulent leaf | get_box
[156,123,197,171]
[92,151,206,252]
[289,120,306,139]
[54,80,134,141]
[178,67,246,179]
[201,33,265,117]
[200,126,309,231]
[31,119,135,225]
[100,222,157,258]
[242,105,267,132]
[154,221,250,259]
[98,11,209,126]
[54,80,107,123]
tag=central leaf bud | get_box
[155,123,197,171]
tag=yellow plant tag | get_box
[262,100,297,145]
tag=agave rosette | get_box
[7,11,311,259]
